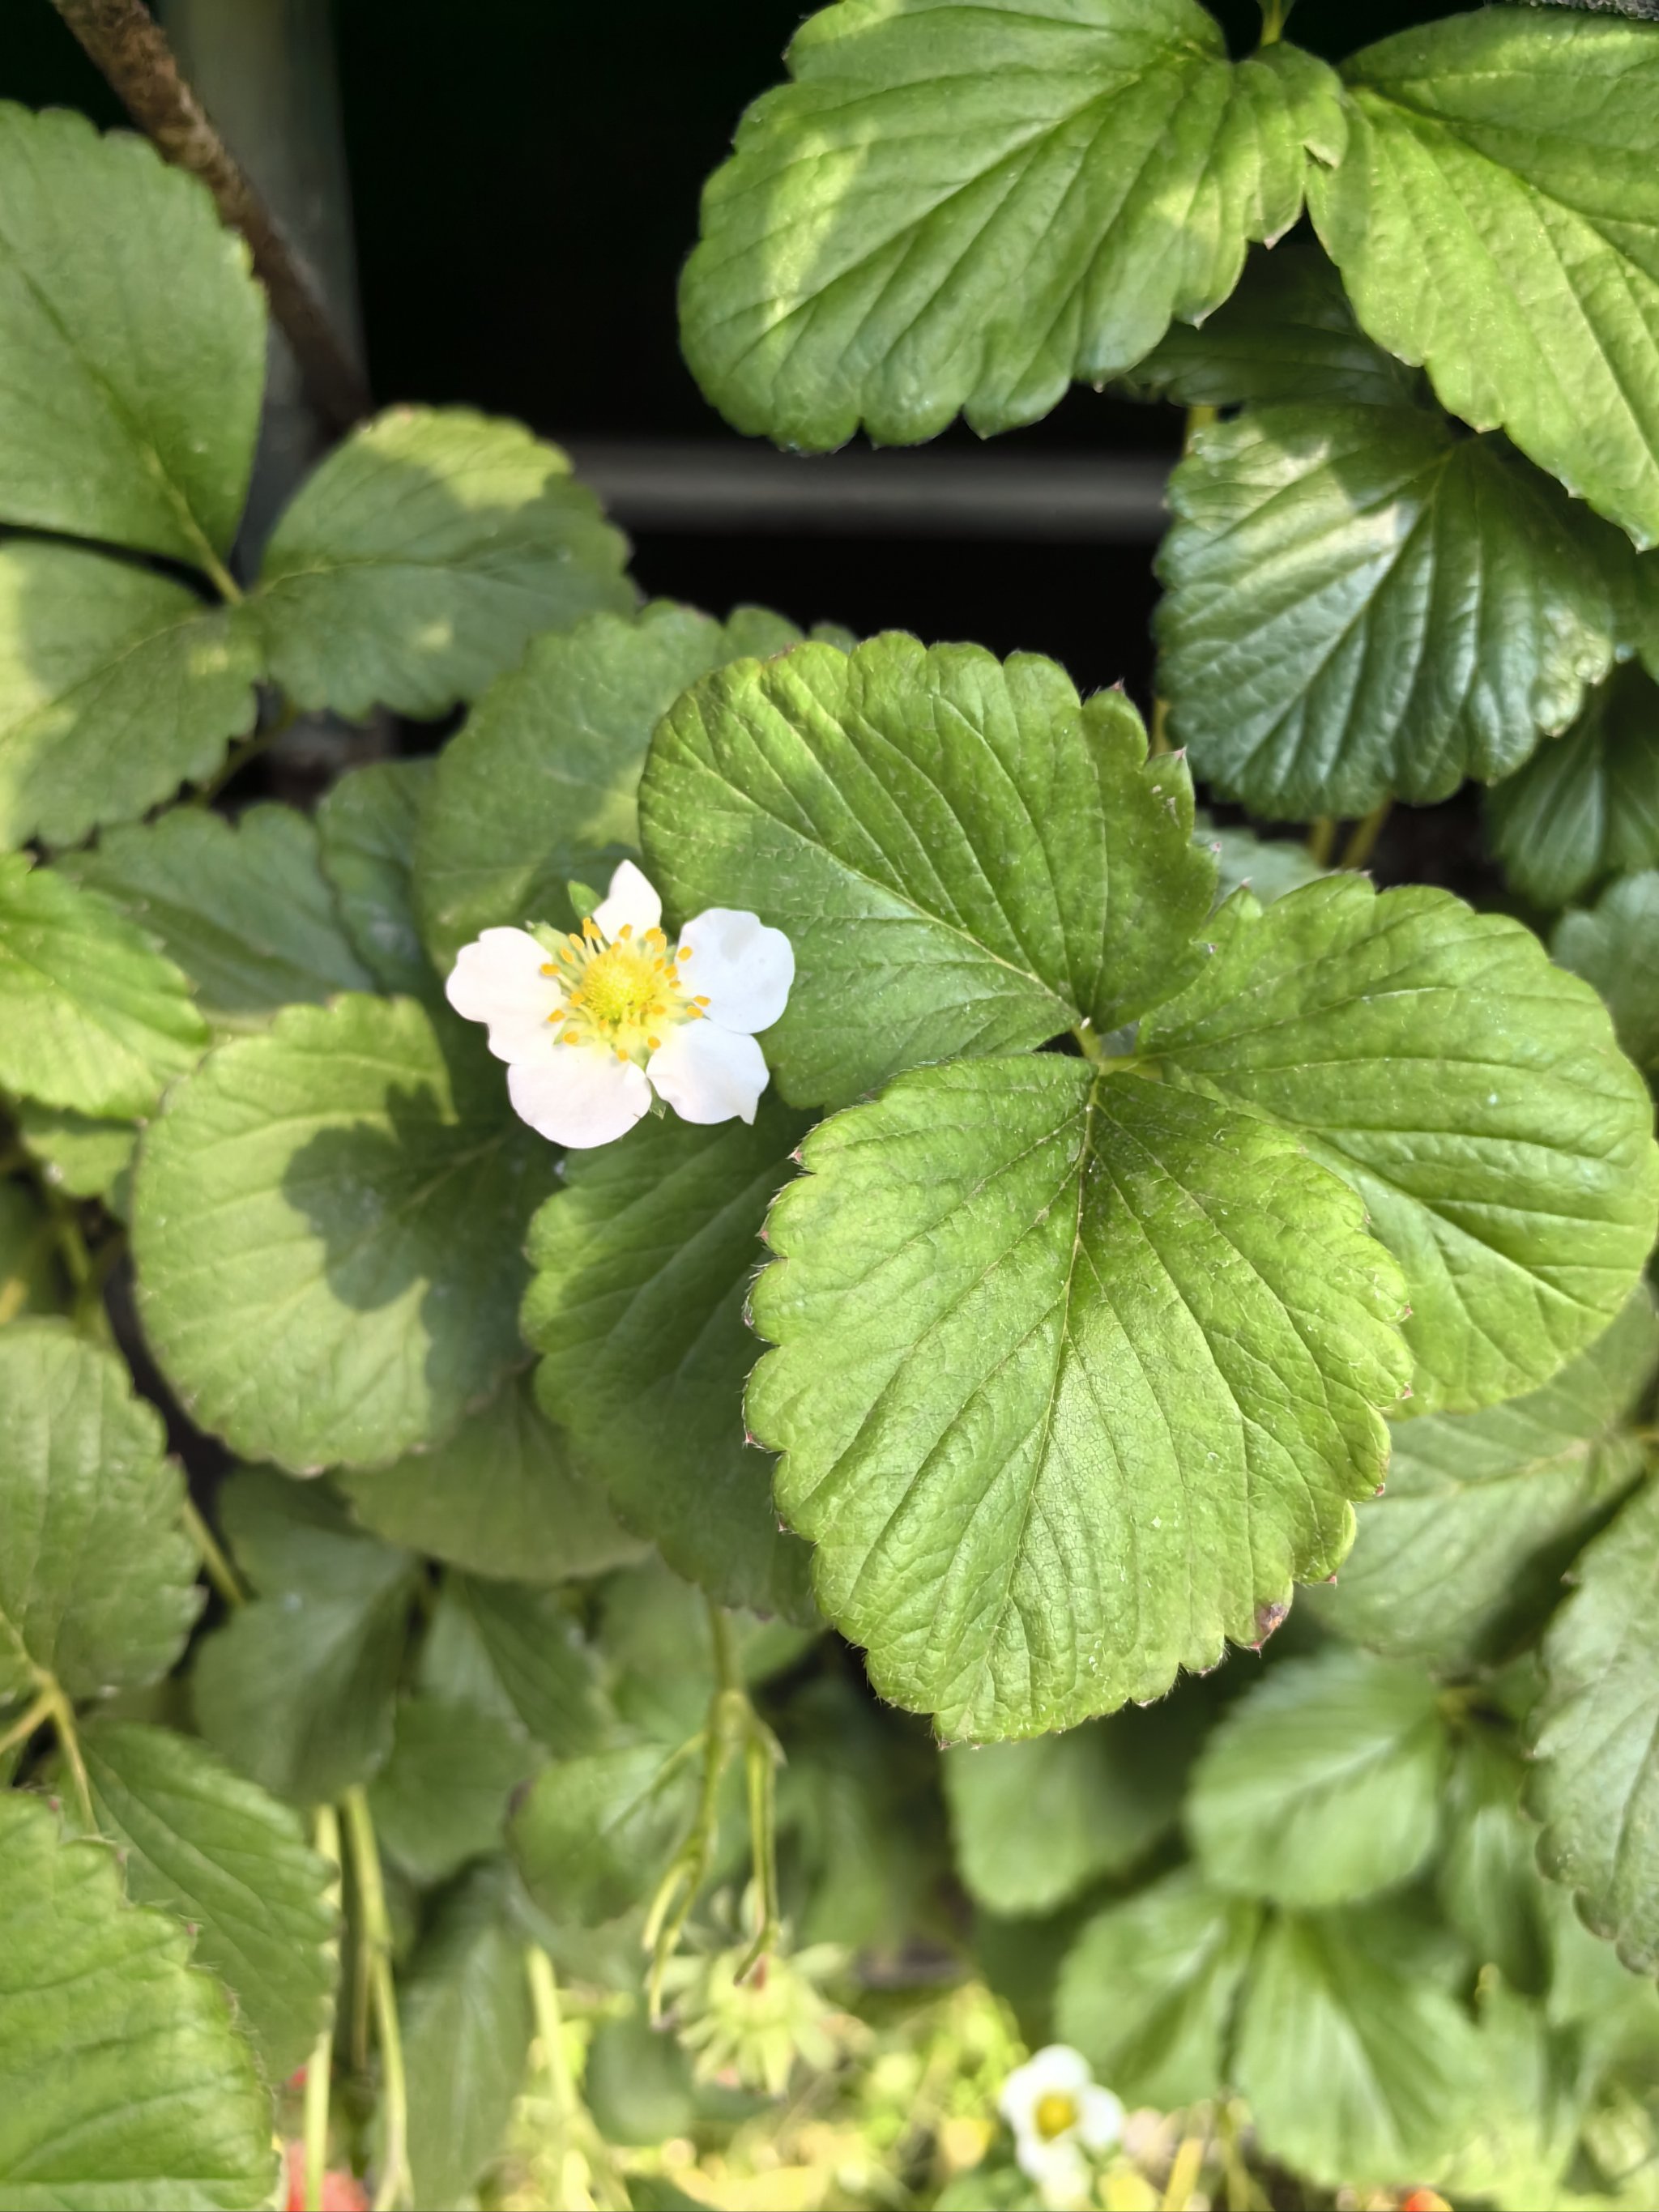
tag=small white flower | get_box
[998,2044,1124,2207]
[445,860,794,1149]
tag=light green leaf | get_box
[599,1555,815,1749]
[81,1719,336,2082]
[1143,875,1659,1413]
[401,1865,534,2212]
[336,1371,644,1585]
[0,853,207,1119]
[1194,811,1325,910]
[510,1741,698,1927]
[315,759,437,995]
[16,1105,135,1216]
[1309,11,1659,548]
[0,1178,66,1316]
[368,1694,534,1886]
[0,543,259,851]
[525,1100,817,1623]
[749,1053,1409,1739]
[1487,664,1659,910]
[423,1575,611,1760]
[1158,404,1628,817]
[679,0,1341,449]
[256,406,634,718]
[1438,1730,1552,1996]
[641,635,1216,1108]
[1555,870,1659,1081]
[0,1791,275,2210]
[133,993,557,1471]
[0,104,264,566]
[191,1470,418,1806]
[1186,1647,1448,1907]
[65,807,372,1034]
[1235,1908,1484,2189]
[1314,1289,1659,1669]
[415,601,809,974]
[1531,1478,1659,1975]
[0,1321,199,1702]
[1055,1871,1260,2110]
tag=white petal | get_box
[646,1021,769,1125]
[1014,2137,1090,2205]
[507,1046,650,1149]
[1075,2084,1124,2154]
[676,907,794,1034]
[1022,2047,1094,2099]
[446,927,561,1064]
[593,859,662,940]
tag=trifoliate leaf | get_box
[1555,870,1659,1081]
[0,543,260,851]
[0,105,264,566]
[1438,1730,1552,1996]
[133,994,557,1471]
[525,1100,817,1624]
[1186,1648,1448,1908]
[0,854,207,1119]
[255,406,634,718]
[0,1178,65,1317]
[641,635,1216,1108]
[1309,11,1659,548]
[191,1471,418,1806]
[1143,875,1659,1413]
[1195,812,1325,910]
[65,807,372,1034]
[0,1791,275,2210]
[16,1105,135,1216]
[1531,1478,1659,1975]
[368,1694,534,1886]
[1055,1871,1260,2110]
[1315,1289,1659,1669]
[81,1719,336,2082]
[336,1372,643,1585]
[423,1575,611,1761]
[510,1741,699,1927]
[401,1865,534,2212]
[1234,1908,1483,2189]
[1486,664,1659,910]
[679,0,1341,449]
[1158,405,1628,817]
[749,1053,1409,1740]
[413,601,805,972]
[315,759,436,995]
[0,1321,199,1702]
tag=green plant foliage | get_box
[80,1719,336,2082]
[315,759,437,995]
[1196,812,1325,910]
[1437,1730,1552,1996]
[0,1791,275,2210]
[510,1741,699,1927]
[15,1106,134,1216]
[1555,869,1659,1081]
[0,1322,198,1702]
[1486,664,1659,910]
[255,406,635,719]
[679,0,1341,449]
[422,1575,611,1760]
[0,1178,65,1315]
[133,994,558,1470]
[368,1694,533,1885]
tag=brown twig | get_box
[48,0,370,431]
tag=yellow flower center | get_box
[1034,2091,1078,2142]
[539,917,709,1065]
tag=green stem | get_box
[1306,817,1337,867]
[1339,799,1392,873]
[303,1805,343,2212]
[343,1787,409,2212]
[72,1227,126,1336]
[0,1688,55,1761]
[41,1675,93,1826]
[181,1496,247,1609]
[1258,0,1293,45]
[1162,2123,1209,2211]
[190,700,295,807]
[735,1719,784,1983]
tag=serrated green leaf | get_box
[415,601,808,974]
[368,1694,533,1886]
[641,635,1216,1109]
[423,1575,611,1760]
[0,543,260,851]
[65,807,372,1034]
[1310,11,1659,548]
[81,1719,336,2082]
[1531,1478,1659,1975]
[511,1741,698,1928]
[1235,1907,1483,2189]
[16,1105,135,1217]
[1555,869,1659,1082]
[0,105,264,567]
[0,853,207,1119]
[191,1471,418,1805]
[1158,405,1628,817]
[1055,1870,1260,2110]
[1314,1289,1659,1669]
[0,1321,199,1702]
[1438,1730,1552,1996]
[1143,876,1659,1413]
[679,1,1341,448]
[0,1791,275,2210]
[1194,811,1325,910]
[525,1100,816,1624]
[1487,664,1659,910]
[256,407,634,718]
[316,759,436,995]
[336,1371,644,1585]
[0,1177,66,1316]
[133,993,557,1471]
[1186,1647,1447,1908]
[749,1053,1409,1739]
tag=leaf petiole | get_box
[302,1805,343,2212]
[342,1786,409,2212]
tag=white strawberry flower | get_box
[445,859,793,1149]
[998,2044,1124,2206]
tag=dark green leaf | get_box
[510,1742,697,1927]
[1195,812,1325,910]
[0,1178,66,1316]
[1438,1730,1552,1996]
[368,1694,533,1886]
[598,1554,815,1749]
[315,759,437,995]
[1487,663,1659,910]
[1555,869,1659,1081]
[423,1575,610,1760]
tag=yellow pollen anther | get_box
[1034,2092,1078,2142]
[647,1035,660,1051]
[619,923,633,940]
[679,944,693,960]
[694,995,710,1008]
[539,961,557,976]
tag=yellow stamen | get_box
[647,1035,660,1051]
[1034,2093,1078,2142]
